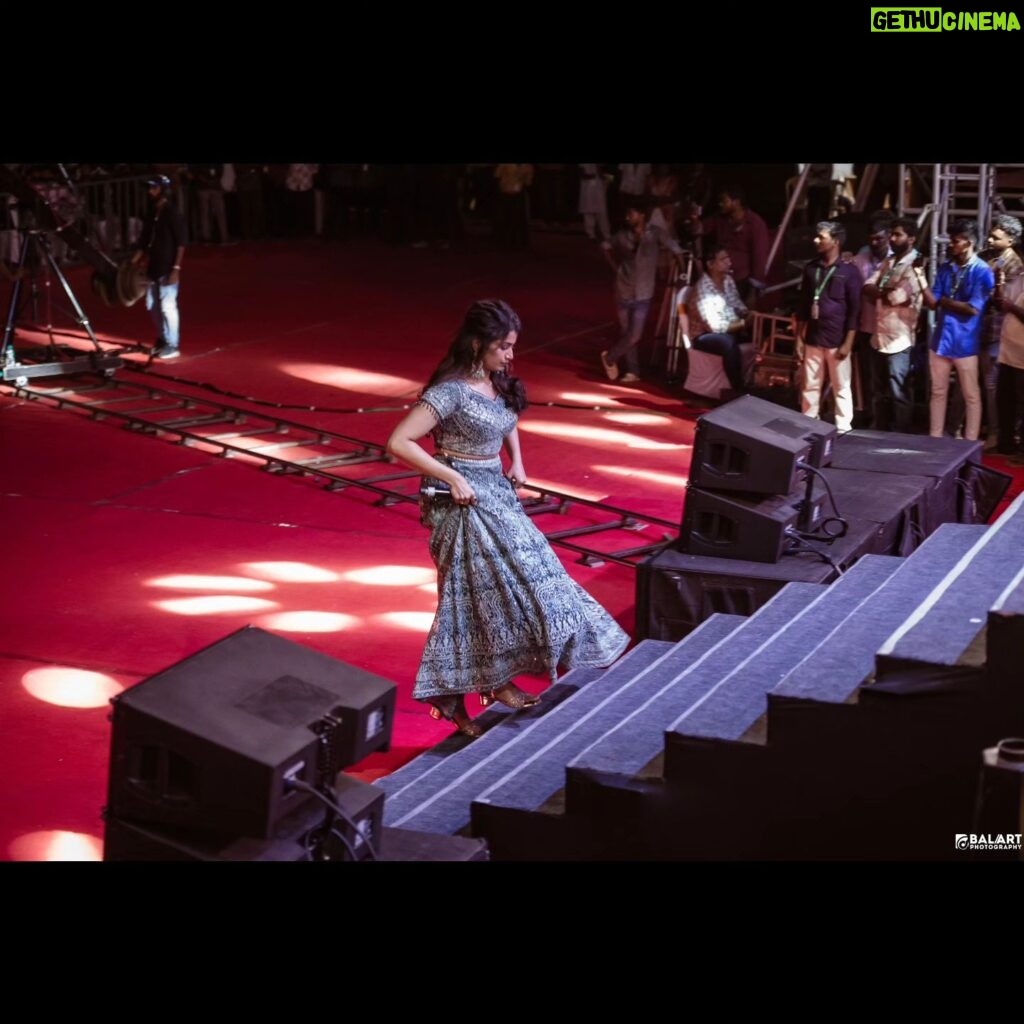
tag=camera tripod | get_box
[1,225,122,387]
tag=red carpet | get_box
[2,231,1021,860]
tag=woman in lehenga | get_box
[386,299,630,738]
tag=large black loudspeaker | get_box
[106,626,397,839]
[681,478,827,563]
[689,395,837,496]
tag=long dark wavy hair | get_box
[424,299,528,412]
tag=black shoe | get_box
[155,344,180,360]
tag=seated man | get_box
[687,246,753,393]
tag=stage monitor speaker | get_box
[106,626,397,839]
[680,479,827,563]
[104,771,385,862]
[689,395,837,496]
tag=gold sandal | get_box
[427,698,483,738]
[479,682,541,710]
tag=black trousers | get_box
[996,363,1024,453]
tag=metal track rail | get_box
[2,369,679,567]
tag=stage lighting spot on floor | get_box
[559,391,625,405]
[239,561,340,583]
[8,831,103,862]
[593,464,688,489]
[147,574,275,591]
[520,420,677,451]
[603,412,675,427]
[626,440,691,451]
[256,611,358,633]
[342,566,436,586]
[154,596,279,615]
[375,611,435,631]
[524,477,611,501]
[22,667,124,708]
[282,363,421,396]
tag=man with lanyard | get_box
[862,217,923,433]
[600,196,685,384]
[794,220,863,433]
[917,218,994,442]
[132,174,186,360]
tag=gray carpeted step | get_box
[774,522,990,702]
[876,492,1024,672]
[385,611,758,835]
[379,640,674,831]
[992,569,1024,617]
[373,666,601,800]
[664,555,903,743]
[474,583,825,816]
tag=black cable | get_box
[284,776,378,862]
[783,529,845,576]
[795,459,849,539]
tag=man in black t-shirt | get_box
[132,174,187,359]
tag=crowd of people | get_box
[791,209,1024,456]
[4,163,1023,456]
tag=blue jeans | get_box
[870,346,912,432]
[146,277,180,349]
[607,299,651,375]
[692,332,745,391]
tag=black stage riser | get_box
[641,431,993,643]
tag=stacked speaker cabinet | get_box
[103,625,398,861]
[681,395,837,564]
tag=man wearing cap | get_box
[132,174,187,359]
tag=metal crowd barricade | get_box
[0,172,156,266]
[76,174,152,258]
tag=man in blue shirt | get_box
[917,219,994,441]
[795,220,863,432]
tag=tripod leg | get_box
[2,232,33,364]
[43,244,102,351]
